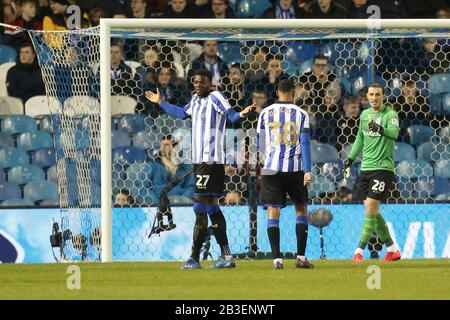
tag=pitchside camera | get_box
[308,208,333,259]
[49,220,72,248]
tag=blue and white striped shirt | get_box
[257,102,310,172]
[183,91,233,164]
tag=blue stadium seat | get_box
[312,143,339,164]
[36,115,54,133]
[124,162,164,204]
[407,125,434,146]
[417,142,450,162]
[0,170,4,182]
[218,42,242,64]
[31,147,56,168]
[0,132,14,148]
[286,41,317,63]
[0,198,34,206]
[8,165,46,185]
[443,93,450,114]
[432,176,450,195]
[435,193,450,201]
[24,180,59,203]
[0,182,21,201]
[17,131,53,152]
[393,142,416,162]
[396,160,433,179]
[39,198,60,206]
[308,176,336,198]
[117,114,147,135]
[434,160,450,178]
[0,45,17,64]
[351,73,385,96]
[236,0,272,18]
[112,146,146,164]
[427,73,450,95]
[132,130,156,150]
[0,115,36,135]
[320,162,343,181]
[298,59,313,76]
[47,165,57,182]
[438,125,449,143]
[0,147,29,169]
[111,130,131,149]
[397,177,416,199]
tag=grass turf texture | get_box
[0,259,449,300]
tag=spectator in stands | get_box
[304,0,347,19]
[243,89,268,129]
[154,134,194,198]
[202,0,236,18]
[370,0,408,18]
[260,54,287,102]
[112,7,128,18]
[37,0,51,18]
[188,40,228,90]
[88,7,105,27]
[136,46,162,87]
[110,43,141,101]
[262,0,305,18]
[405,0,447,18]
[242,45,270,83]
[114,189,136,207]
[2,0,17,24]
[163,0,192,18]
[129,0,150,18]
[422,37,450,75]
[222,63,251,111]
[294,82,313,108]
[147,0,167,17]
[190,0,210,17]
[143,61,188,117]
[436,6,450,18]
[347,0,371,18]
[299,55,341,114]
[222,165,246,205]
[3,0,42,49]
[335,96,361,151]
[6,42,45,103]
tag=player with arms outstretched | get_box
[257,79,313,270]
[146,69,255,269]
[343,83,402,263]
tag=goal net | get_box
[29,20,450,262]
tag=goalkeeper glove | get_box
[368,120,384,135]
[343,159,353,184]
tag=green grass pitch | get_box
[1,259,449,300]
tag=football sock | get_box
[358,215,377,249]
[267,219,281,259]
[191,203,209,262]
[375,213,394,247]
[208,206,231,257]
[296,215,308,257]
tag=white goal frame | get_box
[99,18,450,262]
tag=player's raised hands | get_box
[145,88,162,105]
[239,103,257,118]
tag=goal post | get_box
[28,19,450,263]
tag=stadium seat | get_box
[0,198,34,206]
[0,45,17,64]
[63,95,99,117]
[111,130,131,149]
[320,162,343,181]
[351,73,385,96]
[111,95,138,116]
[312,143,339,164]
[407,125,435,146]
[112,146,146,164]
[438,125,449,143]
[435,193,450,201]
[132,130,161,150]
[0,182,21,202]
[0,147,29,169]
[24,180,59,203]
[432,176,450,195]
[417,142,450,162]
[47,165,57,182]
[308,176,336,198]
[17,131,53,152]
[0,132,14,148]
[0,115,37,135]
[39,198,60,206]
[397,177,416,199]
[168,195,193,205]
[434,160,450,179]
[24,95,61,117]
[8,164,45,185]
[0,97,24,115]
[393,142,416,162]
[125,60,141,77]
[298,59,313,76]
[118,114,147,134]
[427,73,450,95]
[36,115,54,133]
[443,93,450,114]
[31,147,56,168]
[236,0,272,18]
[395,160,433,179]
[0,170,4,182]
[0,62,15,97]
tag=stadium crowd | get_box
[0,0,449,207]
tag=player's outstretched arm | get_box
[226,103,257,123]
[145,89,189,120]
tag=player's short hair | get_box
[194,69,212,83]
[368,82,384,94]
[277,79,295,93]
